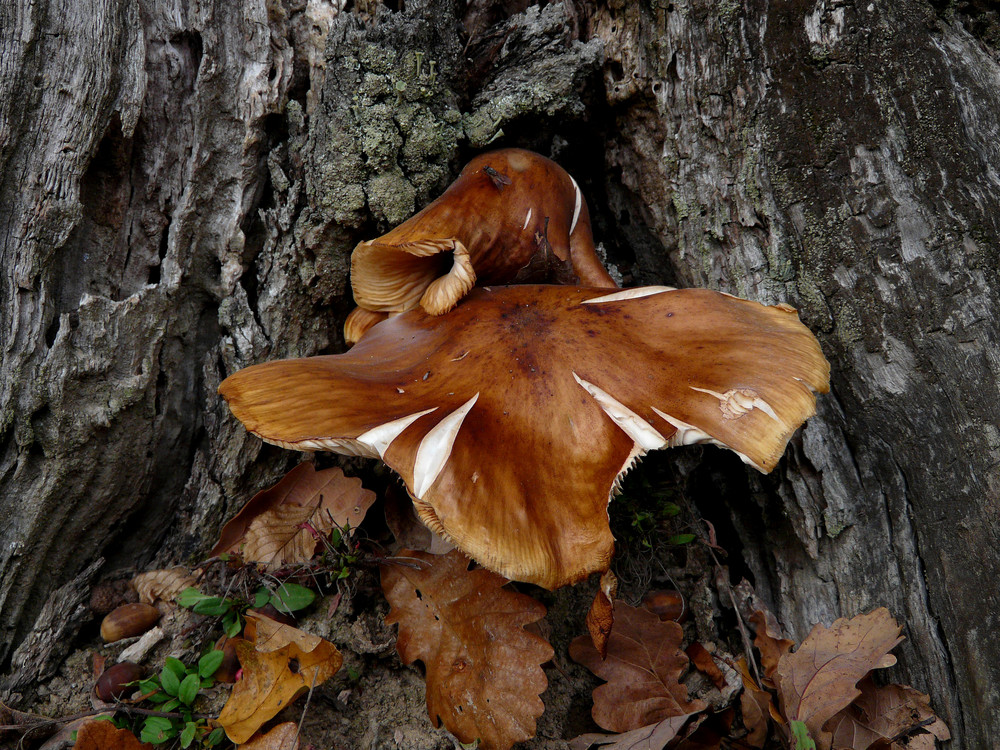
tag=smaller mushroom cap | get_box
[221,285,830,589]
[348,149,615,341]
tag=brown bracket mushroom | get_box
[345,148,617,343]
[221,285,830,590]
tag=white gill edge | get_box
[569,176,582,235]
[572,373,667,451]
[412,393,480,499]
[581,286,677,304]
[522,207,533,231]
[356,407,438,458]
[262,435,379,459]
[650,407,764,471]
[689,386,782,423]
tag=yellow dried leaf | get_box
[217,614,342,744]
[237,721,300,750]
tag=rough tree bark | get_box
[2,0,998,746]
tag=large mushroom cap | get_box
[221,285,830,589]
[348,149,615,337]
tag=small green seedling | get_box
[135,651,227,747]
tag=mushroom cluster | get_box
[221,150,830,589]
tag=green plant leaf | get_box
[178,673,200,706]
[138,678,160,696]
[253,588,270,608]
[162,698,181,712]
[192,596,231,617]
[269,582,316,613]
[180,721,197,748]
[662,502,682,517]
[200,678,214,689]
[164,657,187,680]
[177,588,209,608]
[206,727,226,746]
[160,665,181,697]
[667,533,696,545]
[223,611,242,638]
[790,721,817,750]
[141,716,177,744]
[198,649,225,678]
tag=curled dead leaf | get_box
[132,568,197,605]
[381,549,553,750]
[749,609,793,683]
[824,676,950,749]
[216,613,343,744]
[686,643,726,690]
[570,601,706,733]
[212,463,375,568]
[586,569,618,660]
[736,657,774,747]
[569,712,700,750]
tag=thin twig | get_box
[294,669,319,747]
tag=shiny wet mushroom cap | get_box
[221,285,830,590]
[346,148,616,343]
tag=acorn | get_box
[95,662,146,702]
[100,603,161,643]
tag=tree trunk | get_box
[2,0,998,745]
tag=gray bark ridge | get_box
[595,0,1000,743]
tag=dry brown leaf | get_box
[749,609,794,682]
[686,643,726,690]
[736,657,773,747]
[586,569,619,660]
[71,720,152,749]
[237,721,300,749]
[217,613,343,744]
[381,549,552,750]
[570,601,706,733]
[824,677,950,749]
[132,567,197,604]
[773,608,904,748]
[211,463,375,568]
[569,713,699,750]
[642,589,686,623]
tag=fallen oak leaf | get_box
[381,549,553,750]
[773,608,904,748]
[211,463,375,568]
[216,613,343,744]
[570,601,706,733]
[823,677,950,749]
[569,712,701,750]
[71,719,152,749]
[237,721,300,749]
